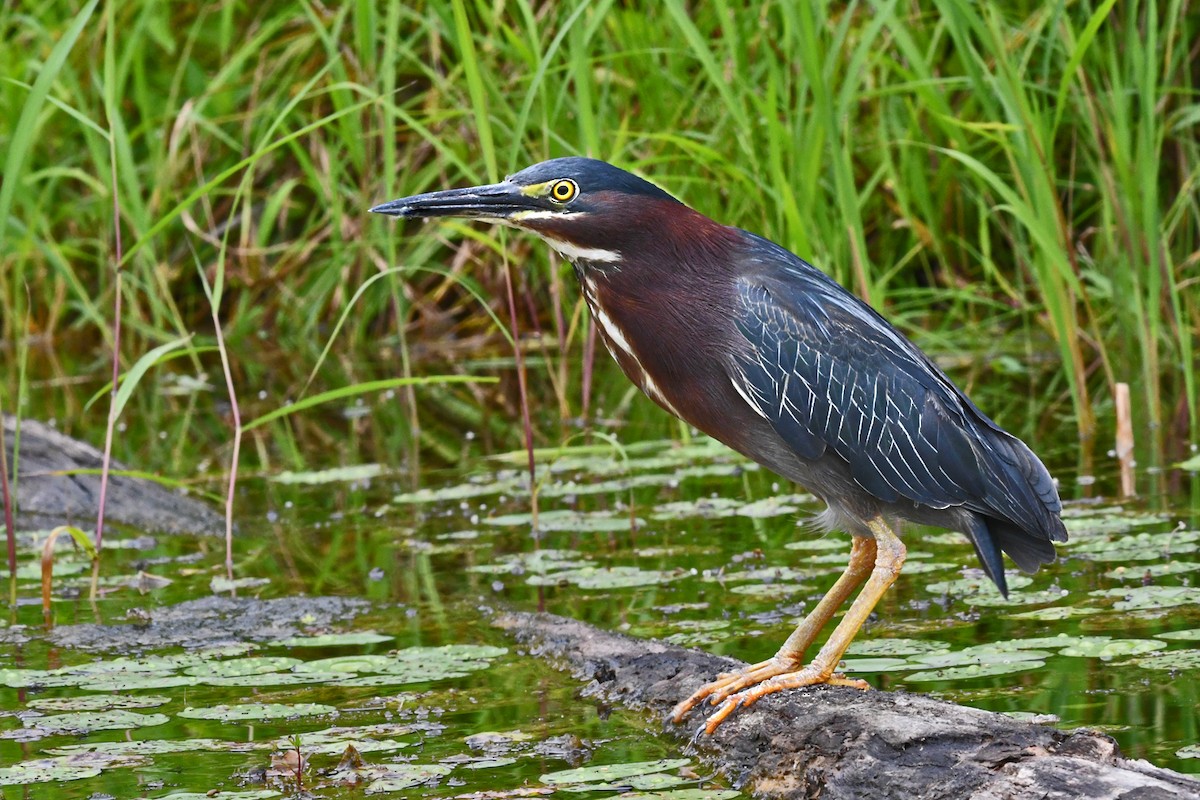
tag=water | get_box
[2,391,1198,797]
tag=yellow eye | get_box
[549,179,578,203]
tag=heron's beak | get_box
[369,181,534,220]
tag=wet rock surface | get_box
[49,595,371,652]
[494,610,1200,800]
[3,415,222,536]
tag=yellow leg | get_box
[674,518,907,734]
[671,533,878,723]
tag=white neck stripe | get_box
[540,236,621,264]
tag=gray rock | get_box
[2,415,221,535]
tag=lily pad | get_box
[272,464,386,484]
[0,753,148,786]
[289,644,505,687]
[619,792,740,800]
[968,588,1071,607]
[1159,629,1200,641]
[784,535,851,552]
[27,694,171,712]
[1062,512,1172,536]
[272,632,395,647]
[528,566,682,589]
[1088,586,1200,611]
[651,498,743,520]
[86,673,201,692]
[541,758,692,785]
[847,638,951,657]
[157,792,281,799]
[202,672,335,687]
[47,739,267,756]
[707,566,812,584]
[211,576,271,593]
[1103,562,1200,580]
[2,710,169,740]
[293,655,395,674]
[485,509,643,533]
[364,762,454,792]
[178,703,336,722]
[838,657,911,673]
[728,582,805,598]
[1134,650,1200,671]
[910,646,1052,668]
[183,656,302,678]
[1067,529,1199,561]
[393,479,520,504]
[904,659,1046,682]
[1056,637,1164,659]
[736,495,810,518]
[468,549,592,576]
[924,575,1032,598]
[1005,606,1104,621]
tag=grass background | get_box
[1,0,1197,489]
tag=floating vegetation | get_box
[1,710,170,741]
[1134,650,1200,671]
[838,657,911,674]
[271,464,387,484]
[1055,637,1164,660]
[527,566,683,590]
[285,644,508,687]
[467,548,593,576]
[0,753,150,786]
[393,477,522,505]
[924,574,1033,599]
[659,619,733,647]
[183,656,302,678]
[904,660,1047,682]
[177,703,337,722]
[651,497,743,520]
[1088,586,1200,612]
[727,582,806,598]
[847,638,951,657]
[1159,629,1200,641]
[784,535,850,552]
[272,631,395,647]
[4,415,1200,794]
[1103,562,1200,580]
[155,791,281,799]
[540,758,693,786]
[485,509,643,533]
[26,694,171,712]
[1068,530,1200,562]
[362,762,454,792]
[1062,511,1172,536]
[1005,606,1104,621]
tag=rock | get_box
[2,415,222,536]
[494,611,1200,800]
[49,595,371,651]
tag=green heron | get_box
[371,157,1067,733]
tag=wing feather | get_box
[725,247,1063,545]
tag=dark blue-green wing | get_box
[726,244,1061,546]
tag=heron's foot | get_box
[672,658,869,734]
[671,655,819,723]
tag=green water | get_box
[2,418,1199,797]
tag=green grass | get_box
[0,0,1196,482]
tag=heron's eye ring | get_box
[549,179,578,203]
